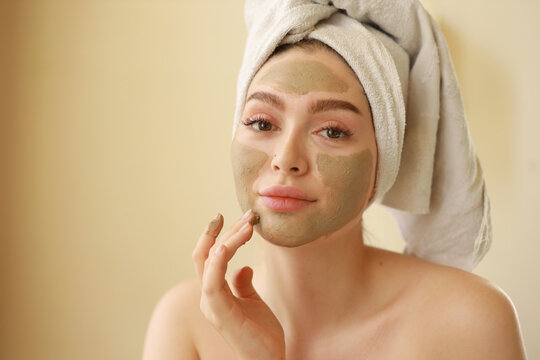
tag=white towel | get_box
[231,0,491,271]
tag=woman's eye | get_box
[242,118,275,132]
[319,126,353,140]
[242,118,352,140]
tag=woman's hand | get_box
[192,210,286,360]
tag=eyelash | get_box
[242,116,354,140]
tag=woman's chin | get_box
[256,231,316,248]
[253,214,320,247]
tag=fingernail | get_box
[206,213,222,234]
[241,209,252,221]
[239,222,250,232]
[250,213,260,226]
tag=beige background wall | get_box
[1,1,538,359]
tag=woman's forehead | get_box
[257,59,349,95]
[251,48,364,96]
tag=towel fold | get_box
[232,0,492,271]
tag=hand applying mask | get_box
[192,210,286,360]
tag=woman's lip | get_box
[260,185,316,201]
[260,195,314,212]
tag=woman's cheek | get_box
[230,141,268,212]
[316,149,373,222]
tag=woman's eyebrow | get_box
[246,91,361,115]
[246,91,284,110]
[309,99,361,115]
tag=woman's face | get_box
[231,46,377,247]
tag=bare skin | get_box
[143,47,527,359]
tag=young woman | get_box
[143,1,527,359]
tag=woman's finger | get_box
[201,243,238,324]
[201,220,255,318]
[219,217,258,263]
[203,218,254,295]
[192,213,223,284]
[231,266,262,300]
[208,209,256,258]
[195,209,256,287]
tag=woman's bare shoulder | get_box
[142,279,202,360]
[376,249,527,359]
[159,279,202,309]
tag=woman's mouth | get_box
[259,185,316,212]
[260,195,314,212]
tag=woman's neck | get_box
[255,217,373,337]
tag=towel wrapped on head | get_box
[232,0,492,271]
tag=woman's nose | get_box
[271,131,308,176]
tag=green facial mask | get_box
[258,59,349,95]
[231,141,373,247]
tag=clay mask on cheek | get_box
[230,141,268,216]
[258,60,349,95]
[315,150,373,232]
